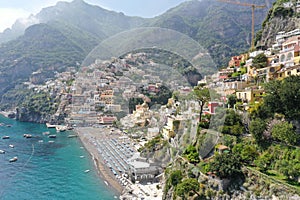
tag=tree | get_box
[193,85,210,122]
[209,153,242,179]
[271,121,299,145]
[175,178,200,199]
[183,145,200,164]
[249,118,267,144]
[221,109,245,136]
[252,53,267,69]
[264,76,300,120]
[169,170,183,186]
[227,94,237,108]
[233,143,258,164]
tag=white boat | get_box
[43,131,50,135]
[48,141,55,143]
[9,156,18,162]
[2,136,10,139]
[9,144,14,148]
[84,170,90,173]
[56,125,67,132]
[46,123,57,128]
[23,134,32,138]
[48,135,57,138]
[0,150,5,154]
[67,134,77,138]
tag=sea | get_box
[0,115,116,200]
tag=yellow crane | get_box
[218,0,266,50]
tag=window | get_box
[280,54,285,62]
[287,52,293,61]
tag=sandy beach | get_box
[75,127,124,195]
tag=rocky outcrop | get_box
[258,17,300,48]
[15,107,52,123]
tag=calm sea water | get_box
[0,115,116,200]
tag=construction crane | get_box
[218,0,266,50]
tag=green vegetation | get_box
[175,178,200,199]
[219,109,245,136]
[193,85,210,122]
[21,91,59,115]
[209,153,242,179]
[271,121,299,145]
[183,145,200,164]
[252,53,268,69]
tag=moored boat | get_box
[9,156,18,162]
[2,136,10,139]
[67,134,78,138]
[23,134,32,138]
[56,125,67,132]
[48,135,57,138]
[0,150,5,154]
[9,144,14,148]
[46,123,57,128]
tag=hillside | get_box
[0,0,275,109]
[151,0,274,66]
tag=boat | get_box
[56,125,67,132]
[42,131,50,135]
[48,135,57,138]
[67,134,78,138]
[46,123,57,128]
[2,136,10,139]
[0,150,5,154]
[23,134,32,138]
[9,144,14,148]
[48,141,55,143]
[9,156,18,162]
[84,170,90,173]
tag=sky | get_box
[0,0,187,32]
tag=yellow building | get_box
[276,65,300,80]
[236,87,265,103]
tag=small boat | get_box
[84,170,90,173]
[56,125,67,132]
[80,155,84,158]
[2,136,10,139]
[6,124,12,127]
[48,141,55,143]
[9,144,14,148]
[0,150,5,154]
[46,123,57,128]
[9,156,18,162]
[38,140,44,143]
[48,135,57,138]
[23,134,32,138]
[43,131,50,135]
[67,134,77,138]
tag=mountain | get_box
[0,0,275,109]
[150,0,275,66]
[0,0,145,44]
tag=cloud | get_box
[0,8,30,32]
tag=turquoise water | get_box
[0,115,116,200]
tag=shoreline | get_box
[75,127,124,196]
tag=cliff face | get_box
[258,17,300,48]
[256,1,300,49]
[15,107,51,123]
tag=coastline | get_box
[75,127,124,196]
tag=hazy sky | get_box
[0,0,187,32]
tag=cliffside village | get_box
[21,28,300,197]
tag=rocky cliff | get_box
[256,0,300,48]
